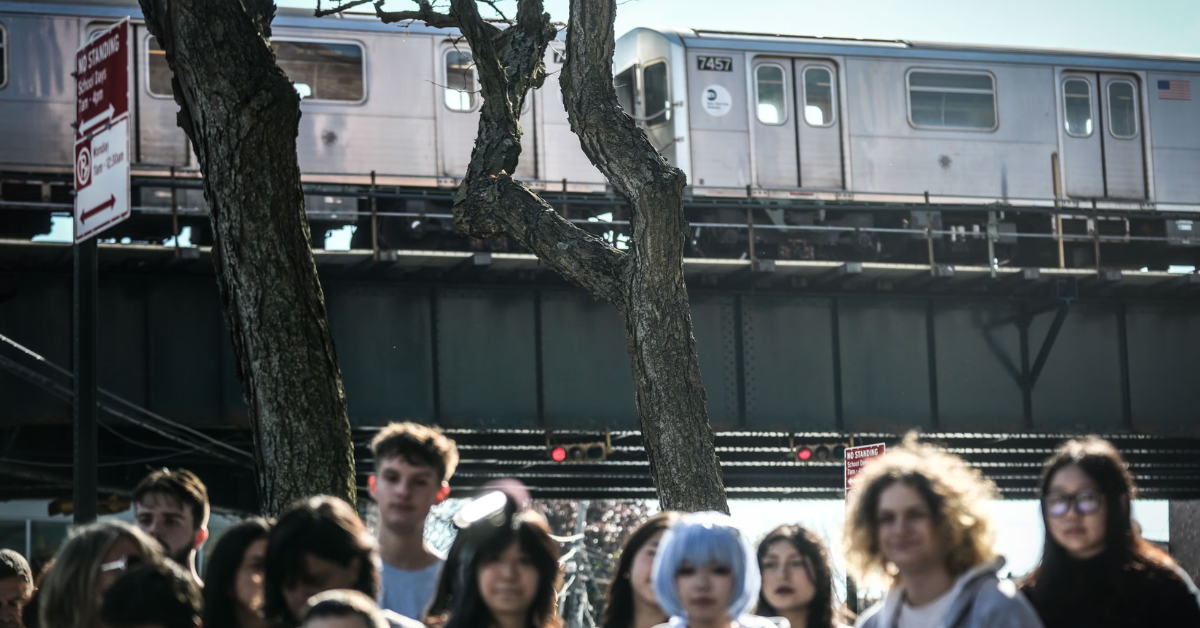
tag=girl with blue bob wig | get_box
[652,512,779,628]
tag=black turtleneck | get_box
[1020,553,1200,628]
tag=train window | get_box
[615,66,637,116]
[907,70,997,131]
[0,25,6,90]
[755,64,786,125]
[146,37,173,98]
[803,66,836,127]
[643,61,669,127]
[272,40,365,103]
[1063,79,1092,137]
[444,50,476,111]
[1108,80,1138,139]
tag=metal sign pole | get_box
[72,18,132,525]
[73,236,98,525]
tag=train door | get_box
[515,90,536,179]
[1061,71,1145,200]
[751,57,798,187]
[438,45,481,178]
[750,58,843,189]
[138,27,190,165]
[1098,73,1145,199]
[794,61,843,189]
[437,45,537,179]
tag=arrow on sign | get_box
[79,105,115,136]
[81,196,116,222]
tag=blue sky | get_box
[284,0,1200,56]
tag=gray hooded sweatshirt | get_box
[855,558,1044,628]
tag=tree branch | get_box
[242,0,277,38]
[314,0,374,17]
[561,0,685,204]
[460,174,625,302]
[479,0,510,22]
[373,0,460,28]
[355,0,624,302]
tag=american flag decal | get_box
[1158,80,1192,101]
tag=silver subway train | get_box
[2,1,1199,266]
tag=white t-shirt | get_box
[896,586,957,628]
[379,558,444,621]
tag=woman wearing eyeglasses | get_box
[1021,438,1200,628]
[37,520,165,628]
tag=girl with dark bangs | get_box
[755,525,838,628]
[600,512,681,628]
[426,492,561,628]
[1021,437,1200,628]
[203,517,272,628]
[262,496,422,628]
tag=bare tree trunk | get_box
[357,0,728,512]
[138,0,356,516]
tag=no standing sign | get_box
[74,19,132,243]
[844,442,886,497]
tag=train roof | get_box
[0,0,460,37]
[9,2,1200,73]
[645,27,1200,73]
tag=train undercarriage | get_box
[2,169,1198,272]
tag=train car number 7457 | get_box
[697,56,734,72]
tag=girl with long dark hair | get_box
[600,512,681,628]
[1021,437,1200,627]
[755,525,836,628]
[263,496,421,628]
[426,490,560,628]
[203,518,272,628]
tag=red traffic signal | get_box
[547,440,609,463]
[791,441,850,463]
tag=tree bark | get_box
[561,0,727,514]
[348,0,728,512]
[138,0,356,516]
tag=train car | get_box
[2,1,1199,267]
[0,0,605,245]
[613,28,1200,265]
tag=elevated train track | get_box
[2,424,1199,511]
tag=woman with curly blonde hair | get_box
[844,435,1042,628]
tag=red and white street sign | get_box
[845,442,886,495]
[74,19,132,243]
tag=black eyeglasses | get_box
[1044,490,1103,518]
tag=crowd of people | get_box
[0,424,1198,628]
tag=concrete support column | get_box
[1169,500,1200,583]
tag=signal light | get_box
[790,440,851,463]
[546,433,611,463]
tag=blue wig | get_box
[651,511,761,621]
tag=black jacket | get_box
[1020,554,1200,628]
